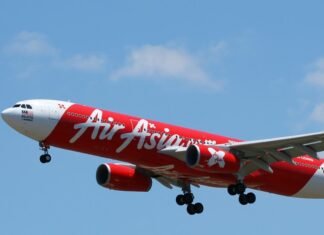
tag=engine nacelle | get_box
[96,163,152,192]
[185,144,240,173]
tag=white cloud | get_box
[60,54,106,71]
[5,31,57,56]
[4,31,106,73]
[305,58,324,87]
[4,32,224,82]
[111,45,222,90]
[310,103,324,124]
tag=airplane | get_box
[2,99,324,215]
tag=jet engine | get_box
[96,163,152,192]
[185,144,240,173]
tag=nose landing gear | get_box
[176,185,204,215]
[39,142,51,163]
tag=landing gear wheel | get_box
[40,154,51,163]
[239,194,248,205]
[176,195,185,206]
[184,193,194,204]
[246,192,256,204]
[194,202,204,214]
[235,183,246,194]
[187,204,196,215]
[39,142,51,164]
[227,184,237,196]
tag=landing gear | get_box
[39,142,51,164]
[176,193,194,205]
[227,182,246,195]
[227,182,256,205]
[40,154,51,163]
[176,186,204,215]
[238,192,256,205]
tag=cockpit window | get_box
[12,103,32,109]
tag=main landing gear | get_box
[176,186,204,215]
[227,182,256,205]
[39,142,51,164]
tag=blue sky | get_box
[1,0,324,234]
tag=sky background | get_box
[1,0,324,234]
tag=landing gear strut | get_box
[176,185,204,215]
[39,142,51,163]
[227,182,256,205]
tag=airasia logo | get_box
[69,109,189,153]
[207,148,225,168]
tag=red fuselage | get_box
[42,103,324,197]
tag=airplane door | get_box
[49,103,60,120]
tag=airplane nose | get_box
[1,108,12,124]
[1,107,26,135]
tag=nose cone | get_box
[1,107,22,131]
[1,108,12,124]
[2,106,34,139]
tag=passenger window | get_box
[21,104,26,109]
[26,104,32,109]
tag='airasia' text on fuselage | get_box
[69,109,216,153]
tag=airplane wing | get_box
[159,131,324,178]
[217,131,324,177]
[218,131,324,154]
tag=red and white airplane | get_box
[2,99,324,215]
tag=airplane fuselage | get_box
[2,99,324,213]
